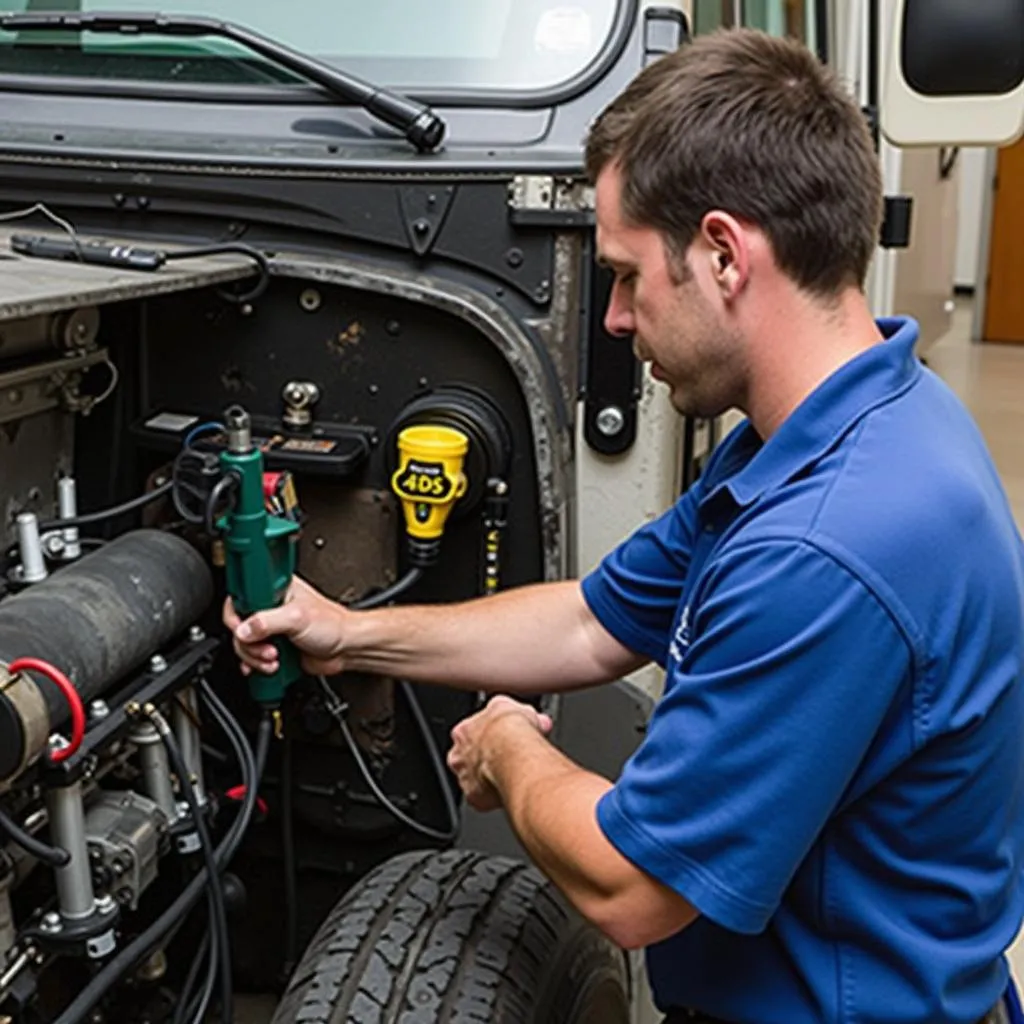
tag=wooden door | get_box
[984,138,1024,343]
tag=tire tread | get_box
[271,850,623,1024]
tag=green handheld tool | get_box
[218,405,302,707]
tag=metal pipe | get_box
[57,477,81,560]
[46,781,94,919]
[16,513,47,584]
[173,687,206,806]
[130,722,179,822]
[0,873,15,960]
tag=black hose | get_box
[0,806,69,867]
[204,474,238,538]
[281,722,299,980]
[52,699,271,1024]
[321,675,457,843]
[163,243,270,305]
[172,923,213,1024]
[147,706,232,1024]
[399,680,460,838]
[351,567,423,610]
[185,930,219,1024]
[171,448,215,526]
[37,479,173,532]
[202,682,272,865]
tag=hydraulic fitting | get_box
[391,425,468,566]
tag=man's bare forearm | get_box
[340,580,644,696]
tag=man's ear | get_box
[700,211,750,300]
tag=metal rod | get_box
[0,874,15,959]
[130,722,179,822]
[46,781,94,919]
[16,512,47,583]
[57,477,81,559]
[173,687,206,806]
[0,947,31,997]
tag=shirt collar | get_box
[704,317,921,512]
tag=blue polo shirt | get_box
[582,318,1024,1024]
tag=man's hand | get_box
[447,696,553,812]
[223,576,349,677]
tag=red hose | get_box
[8,657,86,763]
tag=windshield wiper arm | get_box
[0,11,446,152]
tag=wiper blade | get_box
[0,11,446,152]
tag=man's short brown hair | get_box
[585,29,883,296]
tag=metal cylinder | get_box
[224,405,252,453]
[16,513,47,584]
[0,529,213,732]
[129,722,179,823]
[0,873,15,960]
[57,477,82,560]
[46,782,94,920]
[173,687,205,806]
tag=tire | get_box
[270,848,631,1024]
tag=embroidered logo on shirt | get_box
[669,605,692,662]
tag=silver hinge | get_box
[507,176,594,226]
[0,348,110,425]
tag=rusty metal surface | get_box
[272,251,572,583]
[294,484,398,603]
[0,227,258,322]
[294,484,401,757]
[0,408,74,538]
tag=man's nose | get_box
[603,283,635,337]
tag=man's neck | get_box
[741,286,884,439]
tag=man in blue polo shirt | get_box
[227,28,1024,1024]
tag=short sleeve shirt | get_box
[582,318,1024,1024]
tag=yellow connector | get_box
[391,425,469,541]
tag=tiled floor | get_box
[927,299,1024,983]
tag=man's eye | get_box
[617,271,637,286]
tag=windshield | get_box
[0,0,622,94]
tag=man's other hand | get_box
[223,576,348,678]
[447,696,553,812]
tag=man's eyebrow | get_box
[596,254,634,271]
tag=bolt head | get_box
[595,405,626,438]
[89,700,109,721]
[44,534,65,556]
[188,625,205,643]
[40,911,61,932]
[149,655,167,674]
[47,734,69,755]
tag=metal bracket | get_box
[582,265,641,455]
[41,634,218,785]
[507,176,595,228]
[398,184,456,257]
[0,348,109,425]
[643,6,689,65]
[880,196,913,249]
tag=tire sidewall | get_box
[528,917,630,1024]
